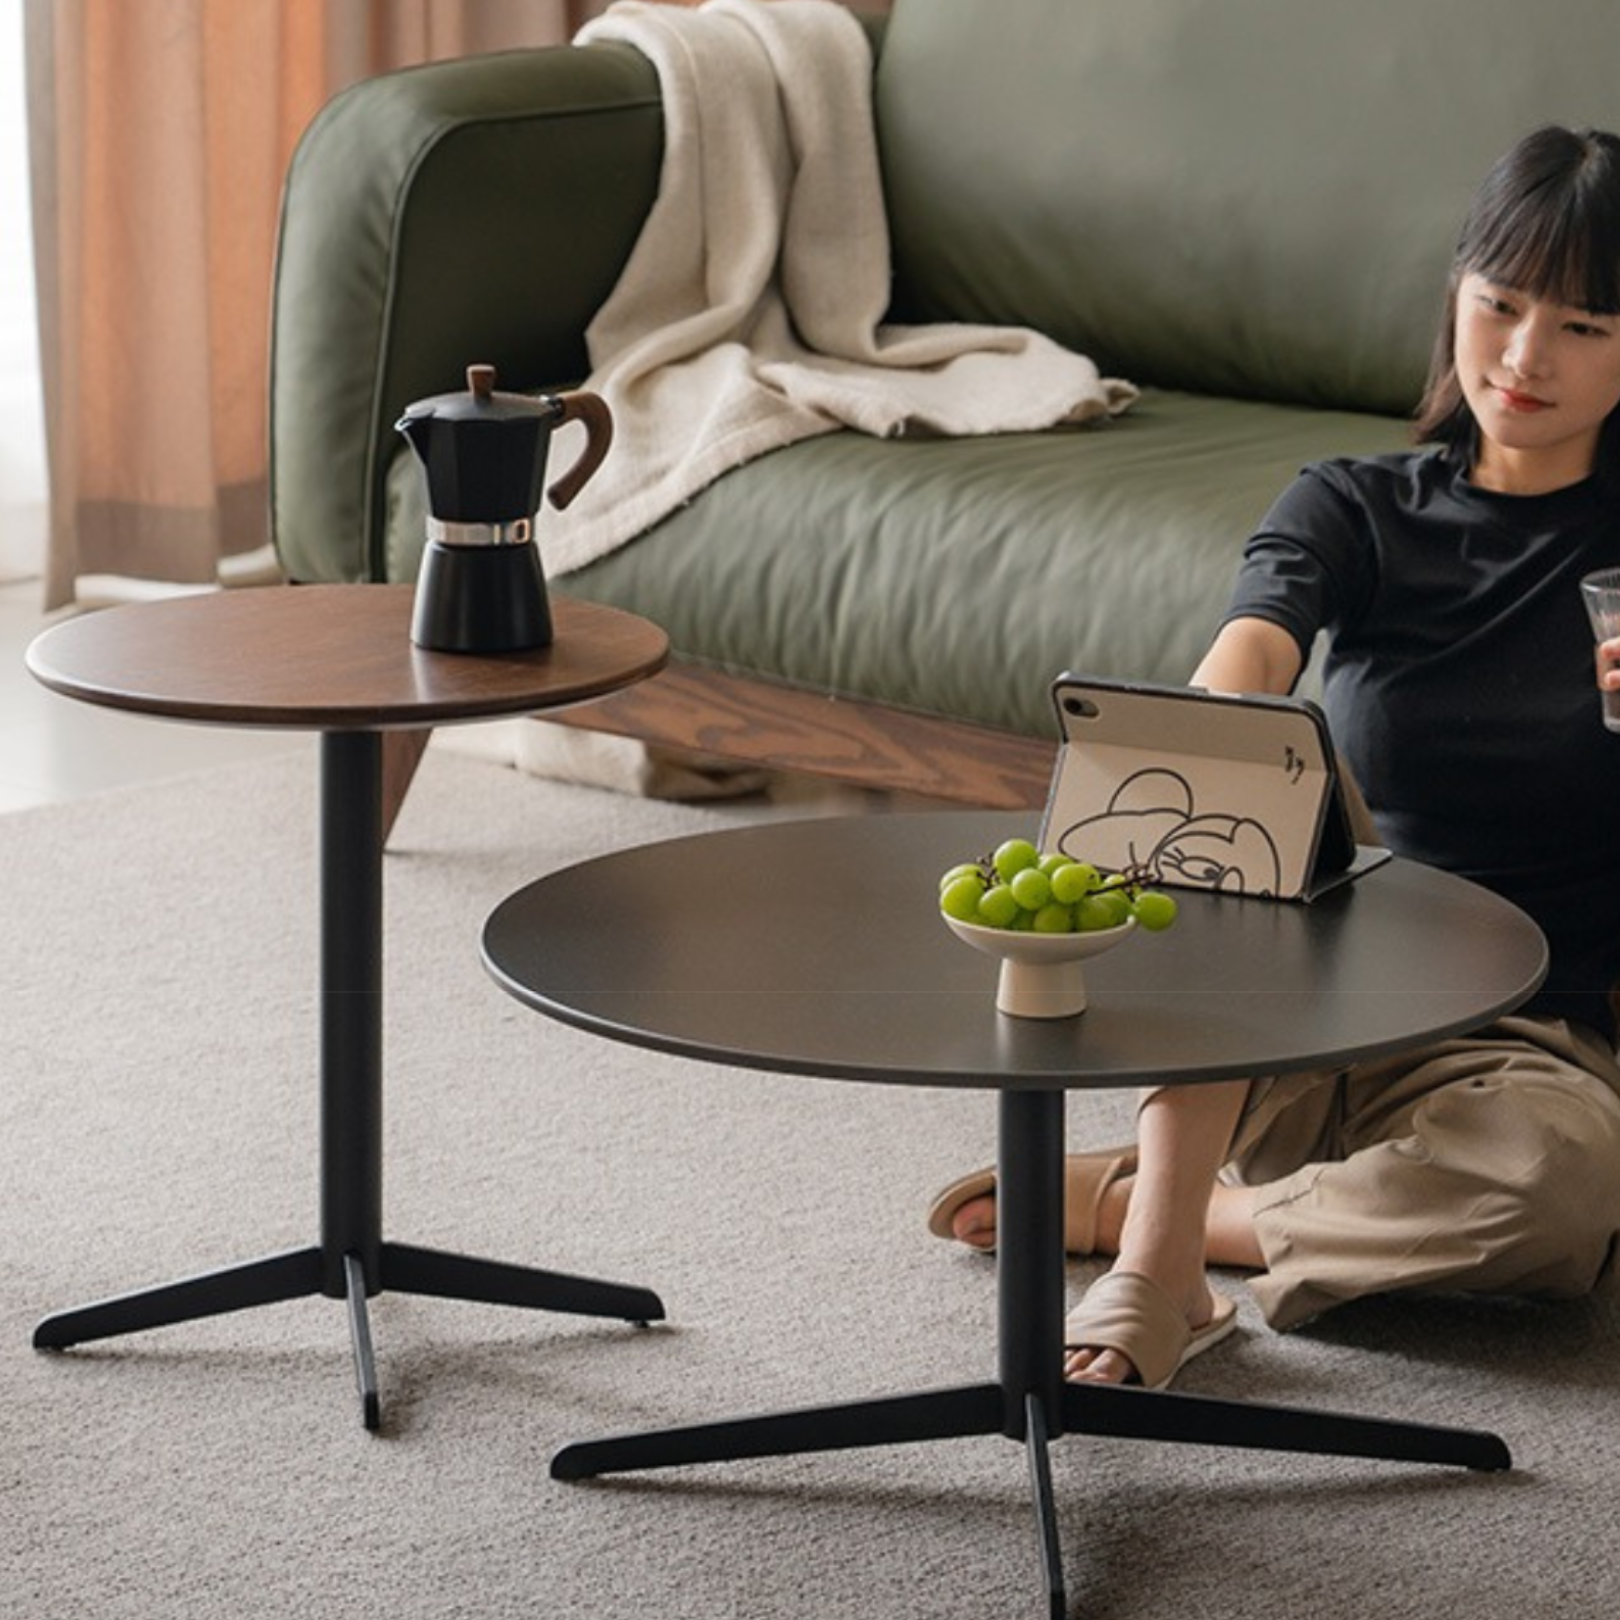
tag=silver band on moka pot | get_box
[425,516,535,548]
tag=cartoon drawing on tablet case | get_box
[1055,766,1284,896]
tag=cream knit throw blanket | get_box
[545,0,1136,578]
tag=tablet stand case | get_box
[1039,676,1390,903]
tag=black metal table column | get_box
[550,1082,1507,1619]
[35,729,664,1431]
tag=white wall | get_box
[0,0,47,583]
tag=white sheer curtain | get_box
[0,0,47,586]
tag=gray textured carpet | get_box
[3,746,1618,1619]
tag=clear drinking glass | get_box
[1580,567,1620,732]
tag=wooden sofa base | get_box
[380,661,1054,837]
[544,662,1057,809]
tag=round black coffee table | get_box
[482,810,1547,1620]
[27,583,670,1430]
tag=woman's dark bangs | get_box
[1469,177,1620,314]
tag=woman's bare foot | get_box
[1059,1081,1260,1384]
[949,1193,997,1250]
[1064,1266,1225,1384]
[938,1151,1138,1253]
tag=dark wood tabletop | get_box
[483,810,1548,1091]
[25,584,669,730]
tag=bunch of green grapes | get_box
[938,837,1178,934]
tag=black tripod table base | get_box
[33,1241,664,1432]
[551,1375,1509,1618]
[548,1092,1509,1616]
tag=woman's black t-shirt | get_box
[1225,448,1620,1043]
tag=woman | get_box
[928,124,1620,1390]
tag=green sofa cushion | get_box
[386,391,1408,737]
[877,0,1620,415]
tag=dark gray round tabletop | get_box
[482,811,1548,1090]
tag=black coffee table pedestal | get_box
[32,731,664,1429]
[551,1089,1508,1618]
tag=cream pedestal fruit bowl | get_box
[944,915,1137,1019]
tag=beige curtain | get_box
[25,0,609,611]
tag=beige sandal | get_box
[924,1144,1139,1255]
[1063,1270,1238,1390]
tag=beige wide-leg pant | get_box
[1212,1015,1620,1330]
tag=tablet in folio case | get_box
[1039,675,1391,903]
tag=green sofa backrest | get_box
[876,0,1620,415]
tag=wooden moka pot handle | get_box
[545,392,614,510]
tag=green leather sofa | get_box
[269,0,1618,806]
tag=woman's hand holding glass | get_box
[1580,568,1620,730]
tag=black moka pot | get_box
[396,364,613,653]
